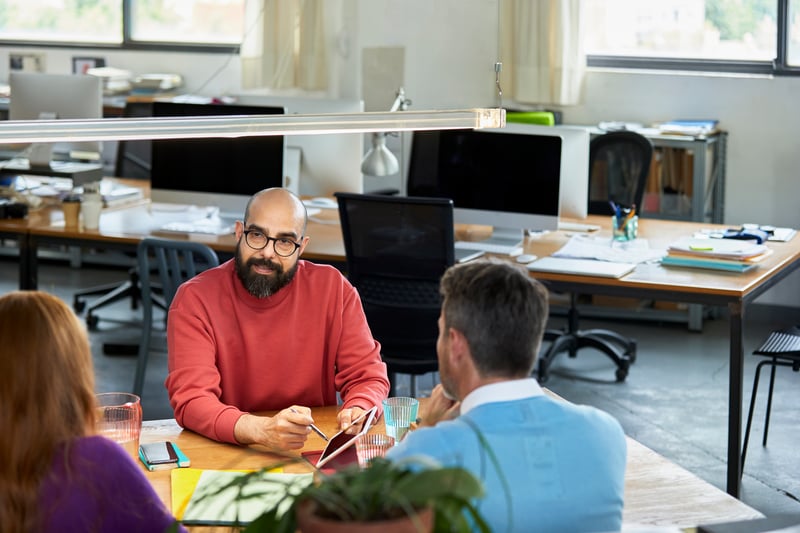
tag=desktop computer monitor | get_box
[233,93,365,196]
[8,72,104,181]
[149,101,286,219]
[407,124,589,251]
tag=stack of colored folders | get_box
[661,237,773,273]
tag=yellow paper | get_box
[170,467,282,520]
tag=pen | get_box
[290,408,329,441]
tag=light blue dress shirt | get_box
[387,378,626,533]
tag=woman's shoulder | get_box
[72,435,132,461]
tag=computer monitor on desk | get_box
[233,93,365,196]
[407,124,589,254]
[149,101,285,220]
[6,72,104,185]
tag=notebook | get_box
[526,257,636,278]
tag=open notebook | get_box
[526,257,636,278]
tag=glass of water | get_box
[382,397,419,445]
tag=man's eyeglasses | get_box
[242,230,302,257]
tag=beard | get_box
[235,243,299,298]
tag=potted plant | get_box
[187,455,489,533]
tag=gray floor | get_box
[5,255,800,520]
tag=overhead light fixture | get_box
[0,107,505,144]
[361,87,412,177]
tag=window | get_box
[584,0,800,75]
[0,0,244,50]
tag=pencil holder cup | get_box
[612,215,638,242]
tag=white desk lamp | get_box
[360,88,412,179]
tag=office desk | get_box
[139,406,761,530]
[526,217,800,497]
[7,194,800,497]
[9,190,346,290]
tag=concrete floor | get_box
[6,256,800,521]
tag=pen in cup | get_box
[289,408,328,441]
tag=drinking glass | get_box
[355,434,395,468]
[95,392,142,456]
[382,397,419,445]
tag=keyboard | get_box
[558,221,602,232]
[455,240,523,256]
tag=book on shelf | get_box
[657,119,720,137]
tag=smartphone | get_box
[140,441,178,465]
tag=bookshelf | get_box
[589,128,727,224]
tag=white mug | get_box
[81,200,103,230]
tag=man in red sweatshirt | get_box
[166,188,390,451]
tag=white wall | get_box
[2,0,798,306]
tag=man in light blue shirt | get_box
[387,260,626,533]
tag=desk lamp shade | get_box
[361,133,399,176]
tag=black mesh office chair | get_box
[741,326,800,477]
[133,237,219,397]
[335,192,456,397]
[72,101,155,332]
[537,130,653,383]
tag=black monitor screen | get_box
[407,129,562,217]
[150,102,285,198]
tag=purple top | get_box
[38,435,185,533]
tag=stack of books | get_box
[661,237,772,273]
[657,119,719,137]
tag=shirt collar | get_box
[460,378,544,415]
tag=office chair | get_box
[114,101,153,180]
[72,101,155,332]
[133,237,219,397]
[335,192,456,397]
[741,326,800,477]
[537,130,653,383]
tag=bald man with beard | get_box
[166,188,389,451]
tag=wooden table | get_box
[139,405,761,530]
[5,187,800,497]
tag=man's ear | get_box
[448,327,469,363]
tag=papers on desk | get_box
[661,237,772,273]
[552,234,667,264]
[157,219,235,236]
[527,257,636,278]
[174,468,312,525]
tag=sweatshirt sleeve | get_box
[165,280,244,444]
[333,279,390,417]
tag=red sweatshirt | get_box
[165,259,389,444]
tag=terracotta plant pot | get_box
[295,499,434,533]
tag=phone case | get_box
[139,441,191,471]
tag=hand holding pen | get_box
[289,407,328,441]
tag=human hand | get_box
[417,385,459,427]
[337,406,366,434]
[234,407,313,450]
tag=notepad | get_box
[526,257,636,278]
[177,469,312,525]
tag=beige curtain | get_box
[241,0,327,91]
[499,0,585,106]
